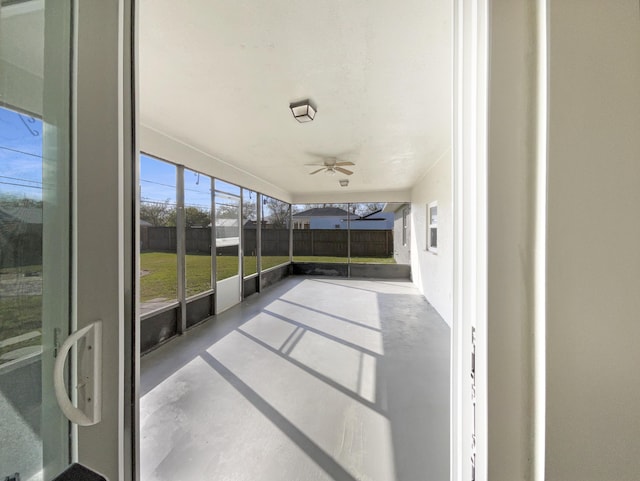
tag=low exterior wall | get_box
[292,262,349,277]
[350,263,411,279]
[260,264,291,290]
[140,261,409,355]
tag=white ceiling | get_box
[139,0,452,200]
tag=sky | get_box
[0,106,44,201]
[0,107,379,217]
[141,154,243,211]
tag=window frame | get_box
[427,201,438,253]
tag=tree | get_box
[353,203,384,216]
[184,206,210,227]
[0,194,43,209]
[215,203,238,220]
[164,205,211,227]
[242,199,257,221]
[263,197,290,229]
[140,199,175,226]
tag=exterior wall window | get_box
[427,201,438,253]
[402,208,408,246]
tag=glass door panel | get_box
[0,1,72,479]
[139,155,178,315]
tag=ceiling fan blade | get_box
[334,161,355,166]
[309,168,325,175]
[304,163,325,166]
[335,167,353,175]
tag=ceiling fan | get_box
[306,158,355,176]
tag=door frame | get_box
[214,189,242,314]
[73,0,136,480]
[451,1,488,480]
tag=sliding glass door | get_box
[0,1,73,479]
[1,1,134,480]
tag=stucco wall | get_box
[410,151,452,325]
[392,206,411,265]
[545,2,640,479]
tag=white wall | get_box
[410,150,452,325]
[546,2,640,480]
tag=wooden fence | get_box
[141,227,393,258]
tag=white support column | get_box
[256,193,262,291]
[211,180,217,305]
[73,1,135,479]
[176,165,186,332]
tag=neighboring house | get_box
[0,205,42,225]
[383,203,410,265]
[292,206,392,230]
[292,207,354,229]
[349,210,394,230]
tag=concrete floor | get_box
[141,277,450,481]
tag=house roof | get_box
[0,206,42,224]
[360,209,389,220]
[292,207,355,218]
[382,202,409,213]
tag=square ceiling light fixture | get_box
[339,179,349,187]
[289,99,317,123]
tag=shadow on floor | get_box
[140,277,449,481]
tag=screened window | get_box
[261,195,290,269]
[292,203,348,263]
[184,169,212,298]
[139,155,178,311]
[242,189,258,277]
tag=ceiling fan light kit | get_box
[289,99,317,123]
[339,179,349,187]
[307,158,356,176]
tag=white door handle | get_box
[53,320,102,426]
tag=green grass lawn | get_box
[141,251,395,302]
[140,252,178,301]
[140,252,293,301]
[0,295,42,364]
[0,266,43,363]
